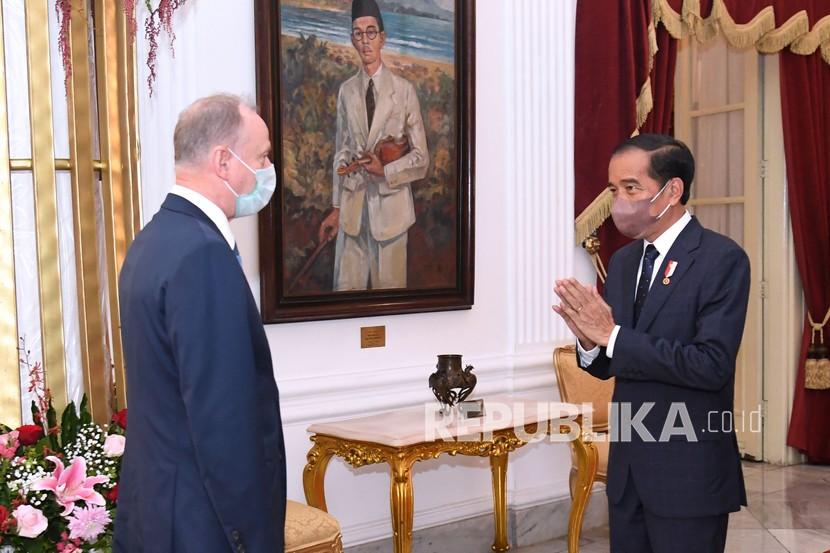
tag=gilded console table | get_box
[303,396,597,553]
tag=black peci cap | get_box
[352,0,384,31]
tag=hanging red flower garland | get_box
[55,0,72,92]
[56,0,188,96]
[136,0,188,96]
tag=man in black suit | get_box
[116,94,285,552]
[553,134,749,553]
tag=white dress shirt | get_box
[578,210,692,365]
[170,185,236,250]
[360,63,384,96]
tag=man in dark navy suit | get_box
[115,94,285,552]
[553,134,750,553]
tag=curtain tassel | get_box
[582,233,607,283]
[805,307,830,390]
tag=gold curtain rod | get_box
[8,158,106,171]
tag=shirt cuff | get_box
[606,325,621,358]
[577,339,600,366]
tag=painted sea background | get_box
[278,0,459,295]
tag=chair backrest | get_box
[553,345,614,431]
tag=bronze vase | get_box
[429,354,477,411]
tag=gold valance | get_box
[654,0,830,62]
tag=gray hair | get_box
[173,93,254,166]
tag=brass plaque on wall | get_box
[361,326,386,349]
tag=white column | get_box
[505,0,592,353]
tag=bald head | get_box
[174,94,256,167]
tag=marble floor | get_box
[518,462,830,553]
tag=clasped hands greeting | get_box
[552,278,616,350]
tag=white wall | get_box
[136,0,595,545]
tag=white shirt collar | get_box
[645,210,692,257]
[170,184,236,250]
[361,63,384,92]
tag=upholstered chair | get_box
[285,500,344,553]
[553,345,613,497]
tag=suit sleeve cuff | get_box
[577,339,600,365]
[606,325,621,358]
[383,166,400,187]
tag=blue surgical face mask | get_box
[223,148,276,218]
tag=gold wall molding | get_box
[25,0,68,414]
[1,0,140,424]
[95,0,141,412]
[68,0,108,422]
[0,3,22,426]
[9,159,105,171]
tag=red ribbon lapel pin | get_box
[662,260,678,285]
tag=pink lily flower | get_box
[33,456,109,515]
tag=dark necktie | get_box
[633,244,659,325]
[366,78,376,130]
[232,244,242,267]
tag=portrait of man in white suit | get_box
[318,0,430,291]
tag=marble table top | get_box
[307,394,592,448]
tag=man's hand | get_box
[552,277,594,347]
[361,152,385,176]
[318,208,340,244]
[553,278,616,347]
[552,302,594,349]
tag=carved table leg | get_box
[389,453,415,553]
[567,430,598,553]
[304,438,334,512]
[490,452,510,552]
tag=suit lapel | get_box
[367,69,394,148]
[348,72,369,147]
[634,217,703,332]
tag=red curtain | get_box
[574,2,678,267]
[641,29,678,135]
[575,0,830,461]
[780,40,830,462]
[573,1,647,266]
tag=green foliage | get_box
[45,401,59,452]
[282,34,352,212]
[60,401,79,449]
[79,395,92,426]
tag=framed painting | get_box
[255,0,474,322]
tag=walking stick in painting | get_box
[288,217,336,294]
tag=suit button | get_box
[232,530,240,541]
